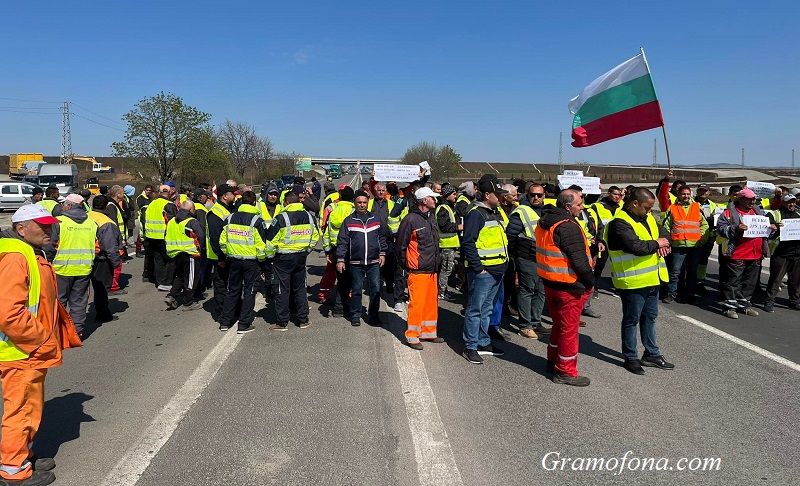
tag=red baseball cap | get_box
[12,204,60,225]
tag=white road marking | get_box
[100,328,243,485]
[677,314,800,373]
[390,304,463,485]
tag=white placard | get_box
[779,218,800,241]
[746,181,775,199]
[563,170,584,177]
[419,161,431,175]
[557,174,601,194]
[742,215,771,238]
[373,164,422,182]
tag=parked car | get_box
[0,181,43,211]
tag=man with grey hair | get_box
[535,189,595,386]
[51,194,99,336]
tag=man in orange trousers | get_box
[0,204,82,485]
[396,187,443,350]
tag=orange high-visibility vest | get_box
[669,202,703,242]
[535,219,592,284]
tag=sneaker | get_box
[407,342,423,350]
[219,324,231,331]
[393,302,405,313]
[270,324,288,332]
[462,349,483,364]
[763,302,774,313]
[533,325,552,335]
[351,319,361,326]
[332,307,344,317]
[552,373,591,386]
[422,337,445,343]
[7,469,56,485]
[581,308,601,318]
[438,292,456,302]
[299,321,311,329]
[165,296,179,310]
[237,325,256,334]
[662,294,675,304]
[592,290,600,300]
[477,344,504,356]
[723,309,739,319]
[182,302,202,311]
[488,327,506,341]
[519,328,538,339]
[743,307,759,316]
[157,284,171,291]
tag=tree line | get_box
[112,92,463,184]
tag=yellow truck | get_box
[8,153,45,180]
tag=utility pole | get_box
[60,101,71,164]
[653,138,657,167]
[741,148,745,168]
[793,148,795,168]
[558,132,564,174]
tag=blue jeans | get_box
[489,281,504,328]
[463,270,503,350]
[667,246,700,298]
[350,263,381,322]
[619,286,662,361]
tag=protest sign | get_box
[419,161,431,175]
[557,174,601,194]
[779,218,800,242]
[373,164,421,182]
[746,181,775,199]
[742,215,771,238]
[563,170,583,177]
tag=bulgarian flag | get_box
[569,52,664,148]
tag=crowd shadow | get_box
[33,392,96,459]
[83,300,130,341]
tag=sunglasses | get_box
[528,193,544,197]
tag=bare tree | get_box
[218,120,263,179]
[252,135,275,174]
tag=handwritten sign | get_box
[746,181,775,199]
[419,161,431,175]
[557,174,601,194]
[742,215,771,238]
[780,218,800,241]
[373,164,422,182]
[712,206,725,227]
[563,170,584,177]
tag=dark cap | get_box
[339,186,355,201]
[265,184,279,194]
[294,176,306,185]
[354,189,369,200]
[31,186,44,195]
[216,184,235,197]
[310,177,317,182]
[292,185,305,195]
[478,174,509,195]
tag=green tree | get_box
[257,151,302,181]
[112,92,212,181]
[179,127,233,185]
[401,141,462,182]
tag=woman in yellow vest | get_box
[604,187,674,375]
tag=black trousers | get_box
[594,250,609,289]
[148,239,175,286]
[721,258,761,309]
[221,259,262,329]
[170,253,202,306]
[393,257,407,303]
[503,259,517,308]
[211,259,229,318]
[142,238,152,279]
[766,254,800,305]
[381,250,396,294]
[272,253,310,324]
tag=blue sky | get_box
[2,0,798,167]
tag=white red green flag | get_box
[568,52,664,148]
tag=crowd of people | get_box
[0,166,794,484]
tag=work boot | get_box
[3,470,56,485]
[552,374,590,386]
[519,328,538,339]
[32,458,55,471]
[164,296,179,310]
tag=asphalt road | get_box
[2,244,788,486]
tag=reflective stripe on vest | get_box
[604,211,668,289]
[144,198,170,239]
[256,200,282,227]
[591,202,618,225]
[0,239,40,361]
[206,202,231,260]
[469,208,508,267]
[53,216,96,276]
[324,200,354,250]
[510,205,540,242]
[534,219,592,283]
[165,218,200,258]
[108,201,126,240]
[266,205,316,257]
[669,202,703,241]
[435,204,460,249]
[369,198,400,234]
[320,193,340,218]
[223,212,263,260]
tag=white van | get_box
[0,182,42,211]
[31,164,80,196]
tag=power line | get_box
[70,112,125,131]
[71,102,125,126]
[0,106,61,110]
[0,97,61,104]
[0,109,61,114]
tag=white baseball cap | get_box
[11,204,60,225]
[414,187,441,200]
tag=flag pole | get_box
[640,47,672,171]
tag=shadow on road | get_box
[33,392,96,459]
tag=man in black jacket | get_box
[336,190,387,326]
[435,184,462,300]
[764,193,800,312]
[535,190,595,386]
